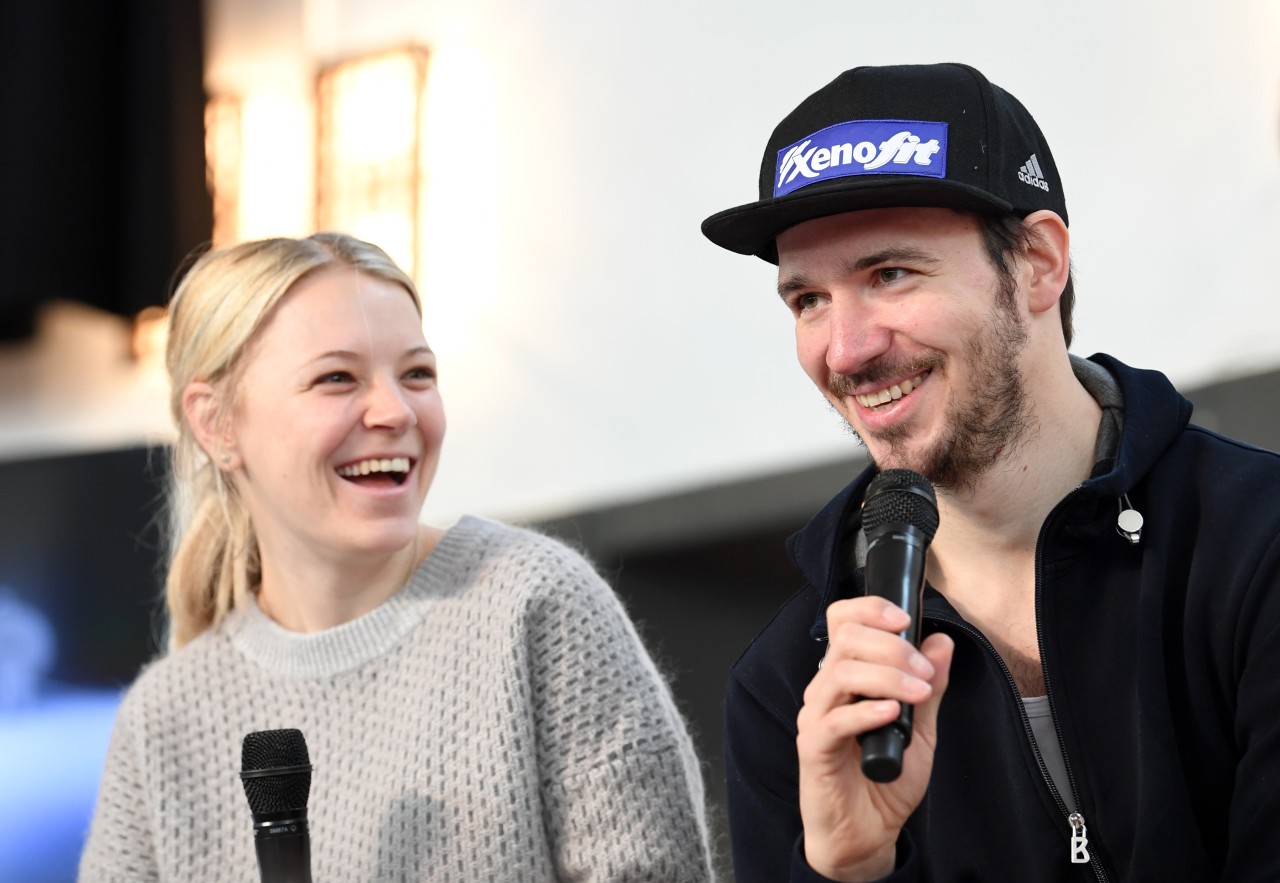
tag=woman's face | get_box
[226,265,445,567]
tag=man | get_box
[701,63,1280,882]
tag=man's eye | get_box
[877,267,909,284]
[791,293,822,313]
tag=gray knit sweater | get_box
[79,516,713,882]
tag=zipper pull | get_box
[1068,812,1091,864]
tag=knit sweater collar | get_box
[224,515,484,679]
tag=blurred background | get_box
[1,0,1277,879]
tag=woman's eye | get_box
[404,366,436,382]
[317,371,354,384]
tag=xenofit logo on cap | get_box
[774,120,948,198]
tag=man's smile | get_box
[853,370,931,410]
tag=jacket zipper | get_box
[931,601,1111,875]
[1034,488,1110,881]
[829,484,1114,877]
[1069,812,1092,865]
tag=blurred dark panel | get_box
[0,446,167,687]
[0,0,211,341]
[603,526,805,878]
[1184,367,1280,454]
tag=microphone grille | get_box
[862,469,939,541]
[240,728,312,815]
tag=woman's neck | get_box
[255,525,443,633]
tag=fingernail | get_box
[884,606,910,627]
[908,653,935,679]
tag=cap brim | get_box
[701,177,1015,264]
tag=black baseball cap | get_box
[701,63,1068,263]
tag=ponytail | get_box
[163,449,259,648]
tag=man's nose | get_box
[825,295,891,377]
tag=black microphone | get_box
[240,728,314,883]
[856,468,939,783]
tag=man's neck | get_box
[930,353,1102,566]
[923,353,1102,693]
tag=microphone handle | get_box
[253,814,313,883]
[858,524,929,783]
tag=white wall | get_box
[199,0,1280,523]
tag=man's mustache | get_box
[827,354,942,398]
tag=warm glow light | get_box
[204,96,242,248]
[420,46,502,354]
[205,91,314,245]
[202,43,504,361]
[317,47,429,278]
[326,55,419,165]
[130,306,168,373]
[238,93,314,241]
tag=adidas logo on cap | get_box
[700,64,1073,260]
[1017,154,1050,192]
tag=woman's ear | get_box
[182,381,238,469]
[1021,210,1071,316]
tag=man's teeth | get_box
[855,373,927,409]
[337,457,411,477]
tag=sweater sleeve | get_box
[78,685,160,883]
[522,539,714,882]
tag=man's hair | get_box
[973,212,1075,348]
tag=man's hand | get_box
[796,597,954,881]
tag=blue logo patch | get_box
[774,120,948,197]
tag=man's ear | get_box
[1021,210,1070,316]
[182,381,237,469]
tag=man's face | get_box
[776,207,1032,492]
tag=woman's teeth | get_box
[337,457,411,478]
[855,372,928,409]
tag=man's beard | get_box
[828,280,1033,493]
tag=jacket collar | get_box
[1078,353,1191,498]
[788,353,1193,638]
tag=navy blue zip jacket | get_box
[724,354,1280,882]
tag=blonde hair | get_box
[163,232,420,649]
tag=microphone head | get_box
[240,728,312,816]
[862,468,939,542]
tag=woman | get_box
[79,233,713,882]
